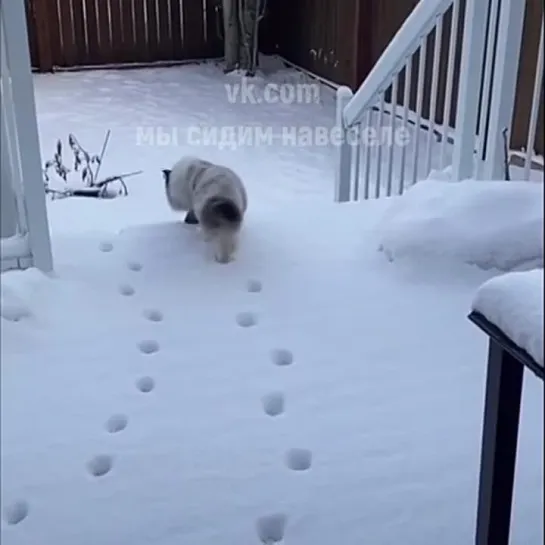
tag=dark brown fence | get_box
[260,0,373,88]
[26,0,222,71]
[512,0,544,159]
[263,0,544,156]
[25,0,544,155]
[261,0,464,129]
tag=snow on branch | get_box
[42,130,142,200]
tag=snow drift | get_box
[377,179,544,271]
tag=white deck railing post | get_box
[334,86,354,202]
[451,0,490,181]
[482,0,526,180]
[1,0,53,272]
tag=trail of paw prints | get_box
[235,279,263,328]
[87,251,157,487]
[117,259,144,297]
[83,244,118,486]
[117,260,144,298]
[244,278,294,542]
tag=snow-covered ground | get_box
[378,178,543,271]
[1,62,543,545]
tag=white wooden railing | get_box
[0,0,52,272]
[334,0,544,202]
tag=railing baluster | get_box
[334,0,504,199]
[440,0,461,169]
[352,124,362,200]
[399,57,412,195]
[425,16,444,176]
[482,0,526,180]
[334,86,354,202]
[375,94,386,198]
[363,109,373,199]
[386,76,399,196]
[523,18,544,181]
[476,0,501,178]
[411,37,428,185]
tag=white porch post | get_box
[1,0,53,272]
[334,86,354,202]
[451,0,490,181]
[482,0,526,180]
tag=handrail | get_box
[343,0,455,128]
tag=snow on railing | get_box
[334,0,463,201]
[0,0,52,272]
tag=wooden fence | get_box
[260,0,372,89]
[262,0,544,156]
[25,0,222,70]
[24,0,543,155]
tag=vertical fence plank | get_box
[71,0,88,64]
[29,0,54,70]
[109,0,125,62]
[157,0,172,59]
[145,0,160,61]
[132,0,148,62]
[95,0,112,63]
[352,0,373,88]
[83,0,101,64]
[170,0,183,59]
[511,0,544,156]
[25,0,39,69]
[204,0,222,56]
[120,0,136,60]
[182,0,205,58]
[57,0,77,66]
[45,0,62,68]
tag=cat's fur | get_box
[163,156,248,263]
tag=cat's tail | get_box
[200,196,243,231]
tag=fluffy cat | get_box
[163,156,248,263]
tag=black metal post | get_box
[475,339,524,545]
[469,310,543,545]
